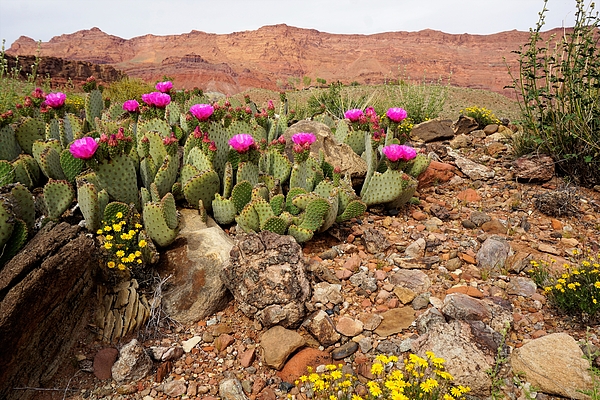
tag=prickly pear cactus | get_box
[85,89,104,130]
[32,140,67,180]
[43,179,75,220]
[360,168,415,207]
[0,125,21,162]
[0,161,15,187]
[405,154,431,178]
[212,194,237,225]
[95,154,139,209]
[142,197,179,248]
[77,178,103,232]
[183,169,220,211]
[0,197,15,249]
[9,183,35,230]
[12,154,40,189]
[15,117,45,155]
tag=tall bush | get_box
[508,0,600,186]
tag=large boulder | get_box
[411,118,455,143]
[284,120,367,182]
[157,210,233,324]
[0,222,98,400]
[510,333,593,399]
[221,231,311,329]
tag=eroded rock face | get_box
[0,222,98,400]
[221,231,311,329]
[7,26,568,96]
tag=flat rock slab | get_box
[374,307,415,337]
[260,326,305,370]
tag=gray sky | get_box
[1,0,580,48]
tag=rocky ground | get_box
[32,122,600,400]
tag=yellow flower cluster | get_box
[460,106,500,127]
[96,211,147,271]
[535,251,600,319]
[291,352,470,400]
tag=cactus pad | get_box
[60,148,84,183]
[77,179,102,232]
[231,180,253,213]
[288,224,314,243]
[183,170,220,211]
[160,192,178,230]
[212,194,237,225]
[0,160,15,187]
[43,179,74,220]
[15,117,45,155]
[235,203,259,233]
[95,154,139,209]
[10,183,35,230]
[336,199,367,223]
[103,202,131,225]
[0,218,28,267]
[0,198,15,249]
[0,125,21,162]
[142,201,178,247]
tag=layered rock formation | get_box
[6,25,568,95]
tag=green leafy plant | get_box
[293,353,470,400]
[526,259,552,288]
[507,0,600,186]
[542,250,600,321]
[307,82,375,119]
[459,106,500,128]
[102,76,154,103]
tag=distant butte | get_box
[6,25,570,96]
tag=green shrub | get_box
[103,76,154,103]
[306,82,375,119]
[508,0,600,186]
[378,77,449,124]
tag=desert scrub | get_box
[508,0,600,186]
[292,353,470,400]
[307,82,375,119]
[459,106,500,128]
[103,76,154,103]
[542,250,600,321]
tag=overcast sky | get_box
[1,0,581,47]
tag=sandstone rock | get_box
[182,336,202,353]
[510,333,593,399]
[477,236,512,275]
[452,155,495,180]
[111,339,153,383]
[389,269,431,293]
[513,154,555,182]
[506,277,537,297]
[411,119,455,142]
[393,286,417,304]
[349,271,378,292]
[260,326,305,370]
[311,282,343,305]
[157,211,233,325]
[93,348,119,380]
[374,307,415,337]
[456,188,481,202]
[161,380,188,397]
[284,120,366,181]
[239,348,256,368]
[404,238,426,258]
[417,161,456,189]
[441,293,491,322]
[449,134,472,149]
[483,124,499,135]
[358,313,384,331]
[481,219,507,234]
[452,115,479,135]
[470,211,491,226]
[219,378,250,400]
[222,231,311,329]
[276,348,332,383]
[305,310,341,346]
[336,316,364,337]
[411,320,495,397]
[214,333,235,353]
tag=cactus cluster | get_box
[1,82,437,268]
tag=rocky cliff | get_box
[6,25,568,96]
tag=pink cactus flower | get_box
[45,92,67,108]
[141,92,171,108]
[155,81,173,93]
[267,100,275,110]
[291,132,316,147]
[189,104,214,121]
[123,99,140,113]
[382,144,417,162]
[69,137,99,159]
[228,134,255,153]
[344,108,364,122]
[386,107,408,123]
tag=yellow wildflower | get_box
[104,225,111,232]
[104,242,113,250]
[113,224,122,232]
[371,362,384,375]
[135,251,142,257]
[135,223,142,229]
[420,378,439,393]
[116,250,125,257]
[96,229,103,235]
[138,239,147,248]
[367,381,382,397]
[352,395,364,400]
[136,259,142,264]
[116,212,123,219]
[107,261,115,268]
[117,263,126,270]
[105,235,113,241]
[331,370,342,380]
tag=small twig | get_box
[63,370,81,400]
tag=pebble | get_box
[332,341,359,360]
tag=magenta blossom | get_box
[155,81,173,93]
[228,134,255,153]
[123,99,140,113]
[189,103,214,121]
[291,132,316,147]
[386,107,408,123]
[141,92,171,108]
[45,92,67,108]
[69,137,99,160]
[382,144,417,162]
[344,108,364,122]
